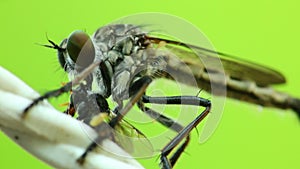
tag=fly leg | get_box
[137,101,189,168]
[139,95,211,169]
[160,105,210,169]
[137,101,184,132]
[109,75,153,128]
[22,82,72,117]
[22,61,100,117]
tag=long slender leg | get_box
[22,61,101,117]
[137,101,183,133]
[139,95,211,169]
[161,106,211,169]
[142,95,211,107]
[137,102,190,167]
[109,76,152,128]
[138,95,211,132]
[22,82,72,117]
[168,135,190,167]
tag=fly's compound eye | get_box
[66,31,95,68]
[57,38,67,70]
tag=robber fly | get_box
[23,24,300,169]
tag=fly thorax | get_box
[112,36,134,55]
[107,50,124,65]
[143,48,168,78]
[92,24,143,52]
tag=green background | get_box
[1,0,299,169]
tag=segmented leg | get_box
[161,106,211,169]
[22,82,72,117]
[22,61,101,117]
[139,95,211,169]
[137,102,190,168]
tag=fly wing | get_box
[146,36,286,87]
[113,119,154,157]
[143,36,300,116]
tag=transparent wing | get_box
[146,36,286,86]
[113,119,154,157]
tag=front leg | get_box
[22,61,101,117]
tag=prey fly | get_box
[23,23,300,169]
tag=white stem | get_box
[0,66,144,169]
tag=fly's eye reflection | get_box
[66,31,95,68]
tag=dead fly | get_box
[23,24,299,169]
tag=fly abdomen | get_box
[223,77,300,117]
[288,98,300,119]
